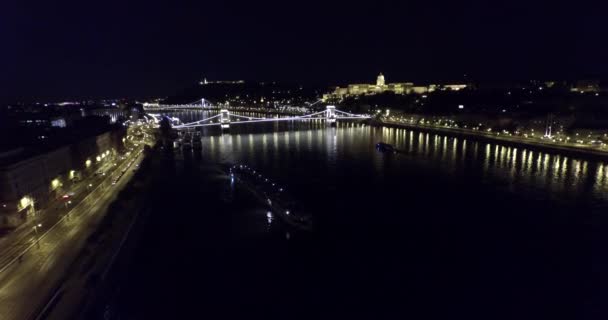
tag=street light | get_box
[51,179,61,190]
[33,223,42,237]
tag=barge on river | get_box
[229,164,313,231]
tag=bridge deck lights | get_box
[172,106,369,130]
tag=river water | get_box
[105,111,608,319]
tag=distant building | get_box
[0,146,72,224]
[17,112,82,128]
[376,73,385,86]
[322,73,468,101]
[571,80,601,93]
[0,130,125,229]
[199,78,245,85]
[50,117,67,128]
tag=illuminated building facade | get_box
[571,80,601,93]
[322,73,468,101]
[0,131,122,228]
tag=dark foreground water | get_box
[105,114,608,319]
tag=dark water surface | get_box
[108,113,608,319]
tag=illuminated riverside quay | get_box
[91,111,608,319]
[149,104,608,157]
[379,113,608,157]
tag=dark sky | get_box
[1,0,607,102]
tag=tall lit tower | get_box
[376,73,385,86]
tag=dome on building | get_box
[376,73,385,86]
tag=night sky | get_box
[2,0,607,103]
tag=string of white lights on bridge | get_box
[170,107,370,129]
[144,101,371,129]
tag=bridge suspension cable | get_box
[297,110,327,118]
[334,109,368,117]
[229,114,267,121]
[306,99,324,107]
[227,116,330,125]
[177,114,222,127]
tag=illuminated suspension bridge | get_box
[143,98,214,111]
[143,98,325,111]
[169,105,370,130]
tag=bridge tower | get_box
[326,105,336,126]
[220,109,230,131]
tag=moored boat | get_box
[229,164,313,231]
[376,142,396,153]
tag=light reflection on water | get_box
[168,110,608,210]
[384,127,606,200]
[107,110,608,320]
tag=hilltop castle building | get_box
[322,73,467,101]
